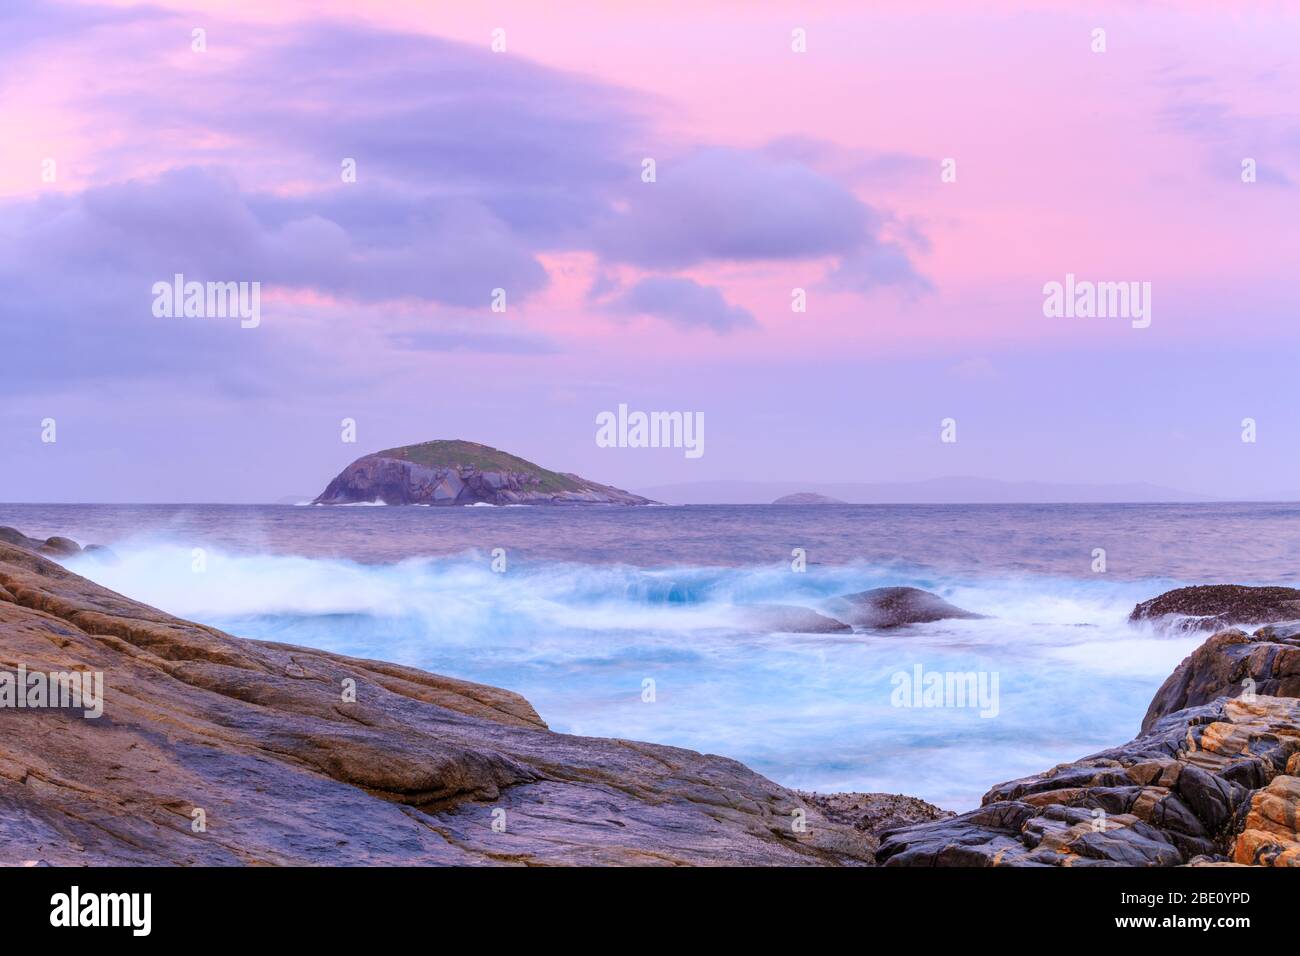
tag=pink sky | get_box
[2,1,1298,500]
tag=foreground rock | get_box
[878,621,1300,867]
[0,537,869,865]
[825,587,984,629]
[1141,623,1300,731]
[1130,584,1300,632]
[314,439,655,506]
[0,527,83,558]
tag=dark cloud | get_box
[592,147,929,291]
[605,276,756,334]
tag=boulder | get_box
[38,536,82,557]
[825,586,984,629]
[1129,584,1300,632]
[1141,624,1300,731]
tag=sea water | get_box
[6,501,1298,809]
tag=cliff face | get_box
[0,537,868,866]
[313,440,655,506]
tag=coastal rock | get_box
[0,537,871,866]
[1141,623,1300,731]
[1129,584,1300,632]
[800,791,954,836]
[877,689,1300,867]
[825,586,984,629]
[38,536,82,557]
[772,493,847,505]
[314,439,656,507]
[737,604,852,634]
[1232,765,1300,866]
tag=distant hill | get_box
[315,440,656,506]
[772,492,847,505]
[636,476,1214,505]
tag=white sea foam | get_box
[63,541,1199,810]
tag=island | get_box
[772,492,848,505]
[313,439,656,506]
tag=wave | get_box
[62,540,1202,809]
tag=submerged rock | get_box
[825,586,984,629]
[736,604,852,633]
[1129,584,1300,632]
[0,540,871,866]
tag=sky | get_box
[2,0,1298,502]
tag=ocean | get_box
[5,501,1298,810]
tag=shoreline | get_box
[0,528,1297,866]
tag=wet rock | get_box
[0,527,42,550]
[38,536,82,557]
[879,693,1300,867]
[1231,755,1300,866]
[0,540,871,866]
[825,586,984,629]
[82,544,120,565]
[1130,584,1300,632]
[737,604,852,633]
[1141,624,1300,731]
[799,791,954,837]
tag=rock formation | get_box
[878,594,1300,867]
[1129,584,1300,632]
[1141,623,1300,731]
[825,586,984,629]
[313,439,655,506]
[0,534,870,866]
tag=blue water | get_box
[5,502,1298,809]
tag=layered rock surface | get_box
[878,614,1300,867]
[314,439,655,506]
[0,537,871,866]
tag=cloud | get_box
[605,276,756,333]
[0,10,929,400]
[593,147,929,292]
[1156,69,1299,188]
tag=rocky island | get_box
[313,440,655,507]
[772,492,847,505]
